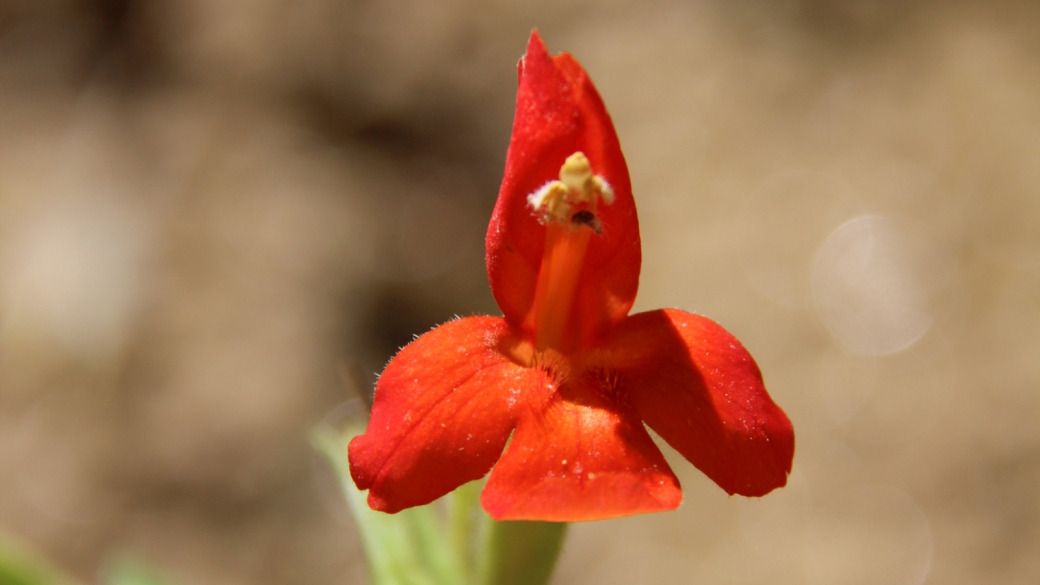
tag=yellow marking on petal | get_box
[501,334,536,368]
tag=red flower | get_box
[348,32,794,522]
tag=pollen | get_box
[527,151,614,225]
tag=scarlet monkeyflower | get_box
[349,32,794,522]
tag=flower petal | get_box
[348,316,548,513]
[481,377,681,521]
[601,309,794,497]
[486,31,640,346]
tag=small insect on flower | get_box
[348,31,794,522]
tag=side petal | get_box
[481,378,681,522]
[348,317,548,513]
[600,309,794,497]
[486,31,640,344]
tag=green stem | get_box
[448,480,482,578]
[477,521,567,585]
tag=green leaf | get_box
[311,425,470,585]
[101,556,176,585]
[0,534,80,585]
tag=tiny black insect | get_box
[570,210,602,234]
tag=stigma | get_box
[527,152,614,227]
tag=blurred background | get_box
[0,0,1037,583]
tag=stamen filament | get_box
[533,222,592,351]
[525,151,613,353]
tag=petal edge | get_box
[481,378,681,521]
[348,317,547,512]
[602,309,794,497]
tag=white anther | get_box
[593,176,614,205]
[528,181,571,222]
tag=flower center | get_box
[526,152,614,352]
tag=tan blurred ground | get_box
[0,1,1038,584]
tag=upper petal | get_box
[486,31,640,344]
[600,309,794,497]
[481,374,681,522]
[348,316,549,513]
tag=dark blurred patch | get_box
[0,0,167,89]
[296,74,508,404]
[795,0,918,49]
[345,280,472,398]
[82,0,167,87]
[293,82,506,177]
[354,116,433,159]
